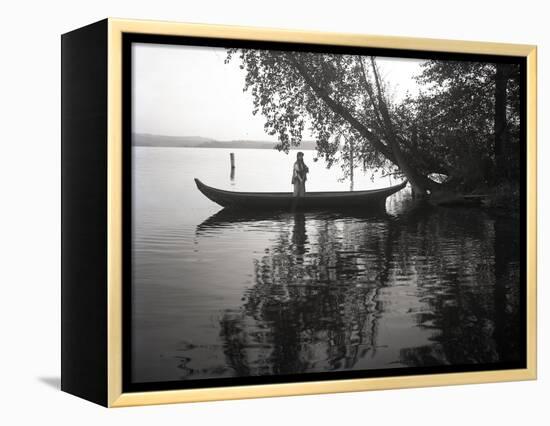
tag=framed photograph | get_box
[61,18,537,407]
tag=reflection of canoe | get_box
[194,178,407,211]
[196,208,391,236]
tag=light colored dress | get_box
[292,161,308,197]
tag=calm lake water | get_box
[131,147,521,384]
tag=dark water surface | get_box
[132,147,521,383]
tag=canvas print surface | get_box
[129,41,524,386]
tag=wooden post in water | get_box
[349,138,354,191]
[230,152,235,181]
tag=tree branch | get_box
[284,53,397,164]
[359,57,385,131]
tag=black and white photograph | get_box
[128,39,525,387]
[3,0,546,419]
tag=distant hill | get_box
[133,133,316,150]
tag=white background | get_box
[0,0,546,424]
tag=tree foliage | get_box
[226,48,521,194]
[411,60,521,187]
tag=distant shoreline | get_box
[134,145,312,151]
[133,133,316,150]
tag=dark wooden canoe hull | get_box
[194,178,407,211]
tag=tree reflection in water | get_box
[189,203,521,378]
[195,208,396,377]
[397,210,521,367]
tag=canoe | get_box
[194,178,407,211]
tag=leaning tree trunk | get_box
[368,57,437,196]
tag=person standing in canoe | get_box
[292,151,309,197]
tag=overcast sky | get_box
[132,43,425,141]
